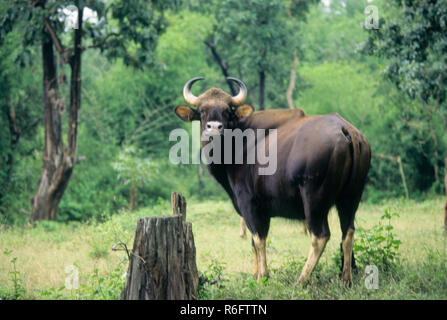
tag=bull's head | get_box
[174,77,254,136]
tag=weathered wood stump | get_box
[121,192,199,300]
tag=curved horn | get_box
[227,77,247,106]
[183,77,204,106]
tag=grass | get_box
[0,197,446,299]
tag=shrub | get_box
[1,248,26,300]
[353,208,402,272]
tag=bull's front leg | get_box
[240,217,247,239]
[252,234,268,281]
[297,232,329,285]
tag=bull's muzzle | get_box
[205,121,223,136]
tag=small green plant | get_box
[112,146,158,213]
[40,257,128,300]
[2,248,26,299]
[354,208,402,271]
[88,242,110,259]
[198,259,226,299]
[40,286,66,299]
[36,220,61,232]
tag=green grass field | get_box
[1,197,446,300]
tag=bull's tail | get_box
[341,124,370,197]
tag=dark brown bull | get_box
[174,77,371,285]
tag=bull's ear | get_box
[174,105,199,122]
[235,104,254,119]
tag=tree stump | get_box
[121,192,199,300]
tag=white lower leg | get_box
[297,233,329,284]
[253,234,268,281]
[341,228,354,284]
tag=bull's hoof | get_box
[342,279,353,288]
[341,273,353,288]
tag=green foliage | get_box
[113,146,157,188]
[0,0,446,229]
[198,259,226,299]
[300,0,369,63]
[40,285,66,300]
[1,248,26,300]
[363,0,447,196]
[364,0,447,105]
[69,262,127,300]
[40,259,127,300]
[354,208,402,271]
[0,29,42,225]
[193,0,316,108]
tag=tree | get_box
[0,30,42,221]
[363,0,447,188]
[196,0,316,110]
[113,146,157,213]
[0,0,178,222]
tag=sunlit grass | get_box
[0,197,446,299]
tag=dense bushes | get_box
[1,2,446,225]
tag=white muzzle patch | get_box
[204,121,223,136]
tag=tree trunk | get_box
[204,39,237,96]
[259,70,265,110]
[286,50,298,109]
[427,108,440,183]
[30,39,65,222]
[121,193,198,300]
[129,183,134,213]
[30,6,83,222]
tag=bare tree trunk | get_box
[286,50,298,109]
[421,100,441,184]
[259,70,265,110]
[428,109,440,183]
[204,38,237,95]
[30,39,64,222]
[30,6,83,222]
[129,183,134,213]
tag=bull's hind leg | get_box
[297,187,331,285]
[336,197,361,286]
[340,228,355,285]
[240,217,247,239]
